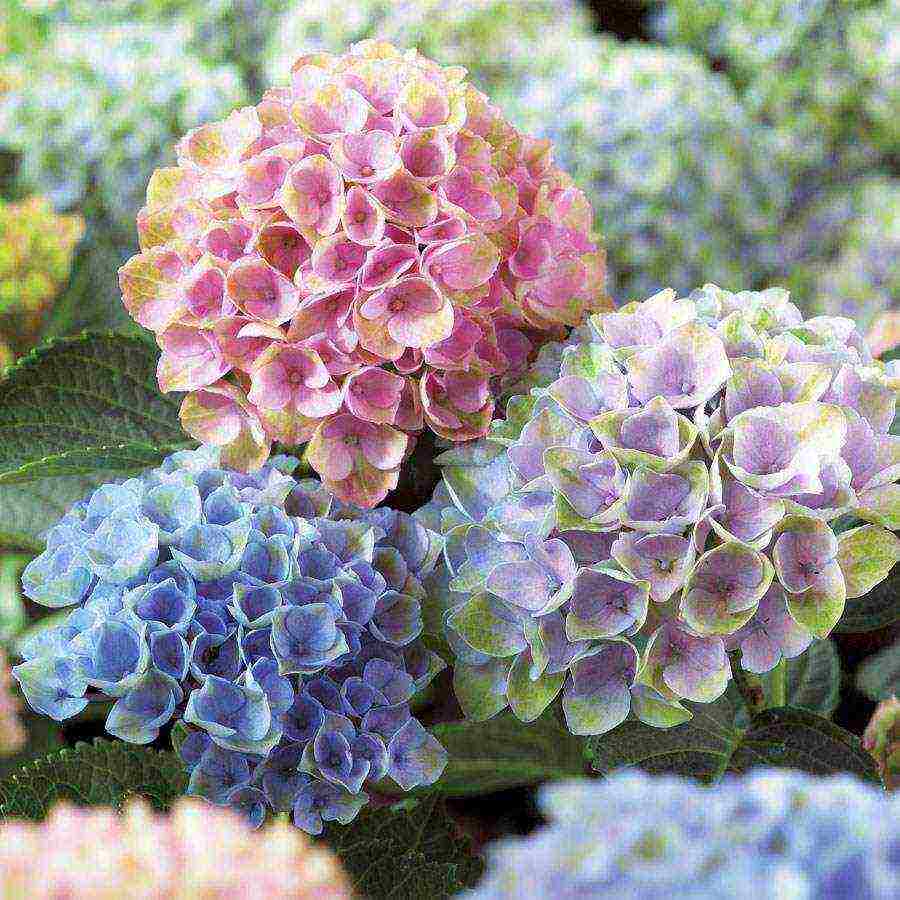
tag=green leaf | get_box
[0,739,187,819]
[426,710,586,797]
[586,688,744,782]
[0,333,191,485]
[0,713,64,783]
[836,524,900,599]
[586,692,879,784]
[322,793,482,900]
[834,564,900,633]
[780,640,841,717]
[727,708,880,781]
[856,638,900,701]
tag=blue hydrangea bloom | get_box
[13,447,447,833]
[467,769,899,899]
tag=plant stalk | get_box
[769,659,787,709]
[729,651,766,717]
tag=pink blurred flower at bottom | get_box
[0,799,352,899]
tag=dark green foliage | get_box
[323,793,483,900]
[586,691,880,785]
[0,333,189,484]
[0,739,188,819]
[424,710,587,797]
[835,566,900,633]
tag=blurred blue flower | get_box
[467,769,899,899]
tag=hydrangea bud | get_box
[863,698,900,792]
[466,769,900,898]
[0,798,351,898]
[0,649,24,754]
[431,285,900,735]
[118,40,608,507]
[14,447,447,832]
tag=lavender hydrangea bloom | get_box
[467,770,900,899]
[14,447,446,833]
[434,285,900,736]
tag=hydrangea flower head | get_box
[0,798,351,898]
[510,37,785,301]
[118,40,607,506]
[13,446,447,832]
[467,769,900,899]
[432,284,900,735]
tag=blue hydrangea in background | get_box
[467,769,900,899]
[12,447,448,832]
[511,35,787,302]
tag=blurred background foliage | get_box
[0,0,897,767]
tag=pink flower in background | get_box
[119,40,608,506]
[0,800,351,898]
[0,649,24,755]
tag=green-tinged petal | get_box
[453,658,512,721]
[837,525,900,600]
[629,684,693,728]
[507,652,565,723]
[856,484,900,531]
[786,566,847,638]
[447,594,526,658]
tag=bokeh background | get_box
[0,0,896,364]
[0,0,897,787]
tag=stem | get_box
[769,659,787,709]
[729,651,766,717]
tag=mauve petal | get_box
[360,425,407,471]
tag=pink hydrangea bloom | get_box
[119,41,607,506]
[0,649,24,755]
[0,799,351,898]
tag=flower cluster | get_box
[0,798,351,898]
[466,769,900,899]
[655,0,899,174]
[429,285,900,735]
[264,0,593,111]
[0,21,243,248]
[0,196,83,359]
[511,36,785,301]
[0,649,24,754]
[13,446,447,833]
[117,40,607,506]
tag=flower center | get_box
[360,165,374,177]
[389,298,406,313]
[354,211,367,224]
